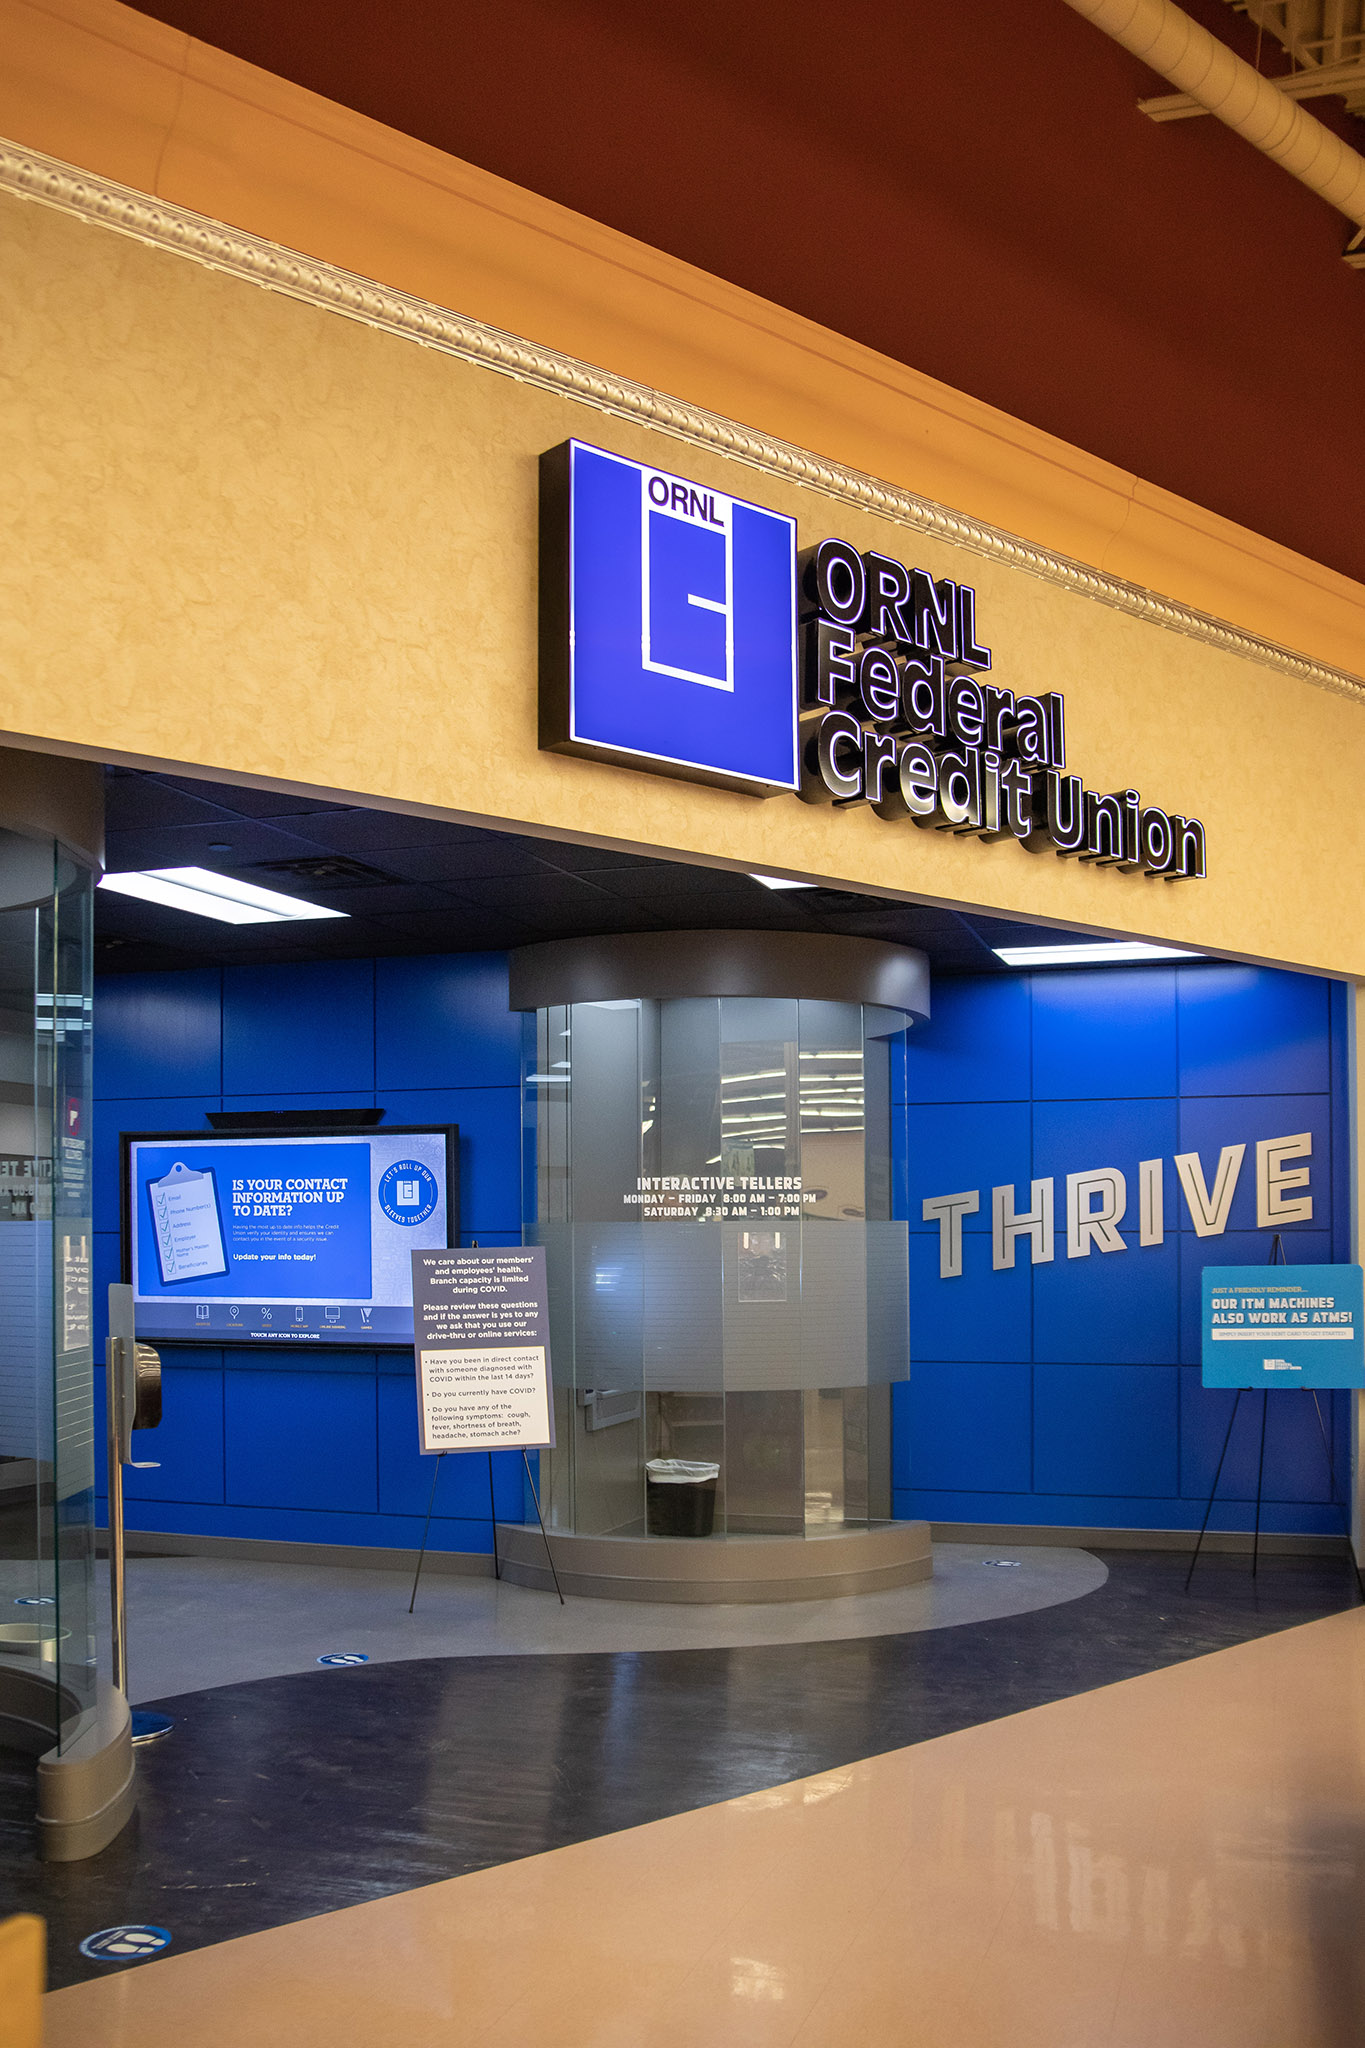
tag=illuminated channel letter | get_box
[1066,1169,1128,1256]
[1139,805,1174,873]
[803,710,864,804]
[1032,771,1086,853]
[992,1180,1055,1270]
[1256,1133,1312,1227]
[923,1190,980,1279]
[800,537,865,624]
[1173,1144,1244,1236]
[893,742,939,821]
[1081,789,1125,864]
[909,570,960,660]
[801,619,855,711]
[1138,1159,1164,1246]
[864,551,913,642]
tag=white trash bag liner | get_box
[645,1459,720,1485]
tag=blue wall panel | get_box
[898,1361,1031,1493]
[1031,1237,1179,1367]
[94,949,527,1553]
[95,951,1348,1546]
[1030,967,1177,1101]
[124,1362,226,1506]
[376,954,523,1091]
[94,971,222,1099]
[224,961,376,1096]
[225,1365,378,1515]
[899,962,1349,1535]
[1178,1371,1343,1506]
[1033,1362,1179,1499]
[905,1102,1031,1230]
[909,1234,1032,1363]
[1177,967,1329,1097]
[898,975,1031,1104]
[1031,1097,1180,1190]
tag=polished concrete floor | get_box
[100,1544,1109,1698]
[42,1598,1365,2046]
[4,1546,1357,2003]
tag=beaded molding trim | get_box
[3,136,1362,705]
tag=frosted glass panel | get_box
[523,993,912,1533]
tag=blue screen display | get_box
[126,1128,452,1344]
[566,441,798,789]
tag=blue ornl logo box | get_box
[539,440,798,792]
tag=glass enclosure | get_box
[0,830,96,1748]
[523,995,911,1536]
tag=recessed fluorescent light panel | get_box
[98,867,348,926]
[993,941,1201,968]
[751,874,816,891]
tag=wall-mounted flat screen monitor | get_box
[121,1125,457,1347]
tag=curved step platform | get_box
[496,1519,932,1604]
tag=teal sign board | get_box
[1201,1265,1365,1388]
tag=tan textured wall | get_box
[3,189,1364,975]
[1,0,1364,682]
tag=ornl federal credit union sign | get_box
[539,440,1206,879]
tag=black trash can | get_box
[645,1459,720,1537]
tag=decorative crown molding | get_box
[3,136,1362,707]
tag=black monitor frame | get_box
[118,1122,459,1350]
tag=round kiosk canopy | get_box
[507,929,930,1021]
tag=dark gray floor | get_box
[2,1548,1359,1991]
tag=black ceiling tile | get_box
[442,874,624,916]
[584,864,757,902]
[103,777,241,832]
[962,913,1087,952]
[296,881,469,916]
[371,843,557,884]
[147,775,357,820]
[287,810,491,853]
[534,842,672,875]
[371,908,542,943]
[104,820,332,870]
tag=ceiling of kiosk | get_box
[94,766,1125,978]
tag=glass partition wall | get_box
[0,830,96,1752]
[524,995,910,1537]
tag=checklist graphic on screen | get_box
[148,1162,227,1285]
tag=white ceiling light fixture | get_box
[993,941,1202,968]
[98,866,348,926]
[750,874,817,891]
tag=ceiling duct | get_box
[1061,0,1365,262]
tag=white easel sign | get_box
[410,1246,555,1455]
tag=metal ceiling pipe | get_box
[1060,0,1365,231]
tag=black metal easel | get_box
[521,1449,565,1606]
[409,1449,564,1611]
[1186,1233,1348,1591]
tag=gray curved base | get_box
[497,1519,932,1603]
[0,1667,136,1862]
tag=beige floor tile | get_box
[45,1607,1365,2048]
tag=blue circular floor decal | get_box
[317,1652,369,1666]
[79,1925,172,1963]
[376,1159,438,1226]
[14,1595,55,1607]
